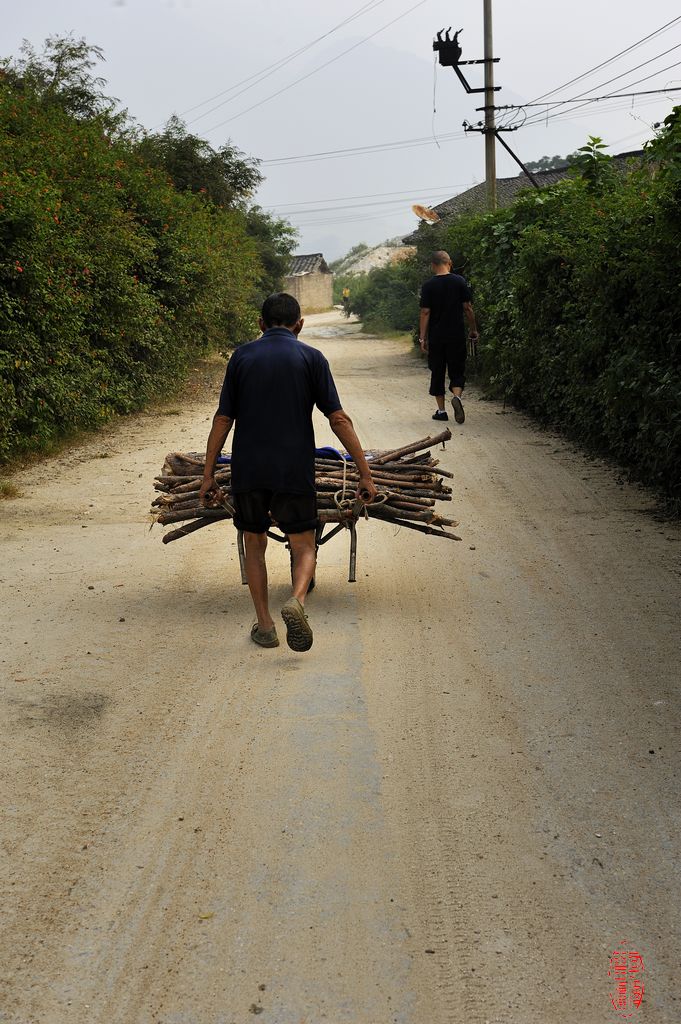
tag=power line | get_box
[519,90,673,131]
[202,0,430,134]
[544,93,673,126]
[565,41,681,101]
[289,190,482,228]
[517,97,666,133]
[181,0,388,126]
[266,183,469,209]
[495,84,681,111]
[261,129,467,166]
[300,100,672,227]
[609,127,656,148]
[291,207,429,227]
[295,209,423,226]
[522,57,681,127]
[527,15,681,104]
[276,189,460,216]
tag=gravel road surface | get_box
[1,311,679,1023]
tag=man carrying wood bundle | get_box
[419,250,479,424]
[199,293,377,653]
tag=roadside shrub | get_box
[346,122,681,499]
[0,38,294,461]
[349,257,421,333]
[438,126,681,499]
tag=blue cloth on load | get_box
[216,445,351,465]
[315,446,352,462]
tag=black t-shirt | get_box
[217,327,342,494]
[419,273,472,343]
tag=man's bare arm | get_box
[464,301,479,339]
[327,409,377,502]
[199,413,233,505]
[419,308,430,351]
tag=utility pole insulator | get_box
[432,27,464,67]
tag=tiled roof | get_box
[403,150,644,244]
[287,253,331,276]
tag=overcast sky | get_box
[6,1,681,259]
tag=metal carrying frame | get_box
[236,511,359,588]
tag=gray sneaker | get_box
[450,395,465,424]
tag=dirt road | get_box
[1,311,680,1024]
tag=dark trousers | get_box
[428,337,466,395]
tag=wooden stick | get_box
[161,518,218,544]
[389,488,451,500]
[386,495,436,509]
[168,451,205,466]
[316,469,439,487]
[318,510,353,524]
[369,503,432,522]
[314,459,439,480]
[154,485,234,507]
[369,503,459,526]
[371,430,452,465]
[370,514,461,541]
[156,509,231,525]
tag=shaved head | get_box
[431,250,451,266]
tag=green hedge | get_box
[438,129,680,498]
[0,66,261,461]
[353,122,681,500]
[348,258,421,333]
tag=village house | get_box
[283,253,333,313]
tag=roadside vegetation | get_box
[0,36,296,463]
[345,126,681,501]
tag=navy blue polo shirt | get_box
[217,327,342,494]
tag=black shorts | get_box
[233,490,318,535]
[428,337,467,394]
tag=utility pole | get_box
[433,17,501,213]
[433,20,539,204]
[483,0,497,210]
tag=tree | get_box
[525,151,580,173]
[245,206,298,305]
[137,116,262,207]
[2,34,120,124]
[646,105,681,187]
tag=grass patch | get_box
[0,481,20,499]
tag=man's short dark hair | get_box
[261,293,301,328]
[431,250,451,266]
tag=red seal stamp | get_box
[609,942,645,1018]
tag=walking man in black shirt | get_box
[419,250,479,424]
[199,293,377,653]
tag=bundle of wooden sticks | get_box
[151,428,460,543]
